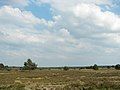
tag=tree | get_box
[107,66,111,69]
[23,59,37,70]
[63,66,69,71]
[0,63,4,70]
[115,64,120,70]
[93,64,99,70]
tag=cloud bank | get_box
[0,0,120,66]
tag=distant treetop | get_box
[23,59,37,70]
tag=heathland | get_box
[0,68,120,90]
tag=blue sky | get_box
[0,0,120,66]
[25,3,52,20]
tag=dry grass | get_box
[0,69,120,90]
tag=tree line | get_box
[0,59,120,70]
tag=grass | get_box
[0,69,120,90]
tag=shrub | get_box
[93,64,99,70]
[0,63,4,70]
[63,66,69,71]
[115,64,120,70]
[107,66,111,69]
[23,59,37,70]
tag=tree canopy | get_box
[93,64,99,70]
[115,64,120,70]
[23,59,37,70]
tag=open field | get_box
[0,69,120,90]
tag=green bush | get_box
[23,59,37,70]
[63,66,69,71]
[93,64,99,70]
[115,64,120,70]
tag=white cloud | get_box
[73,3,120,31]
[102,33,120,44]
[37,0,111,11]
[0,0,120,66]
[0,5,78,46]
[104,48,116,54]
[0,5,57,28]
[0,0,30,7]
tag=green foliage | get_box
[0,63,4,70]
[93,64,99,70]
[63,66,69,71]
[23,59,37,70]
[107,66,111,69]
[115,64,120,70]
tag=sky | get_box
[0,0,120,66]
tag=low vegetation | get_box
[0,69,119,90]
[0,59,119,90]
